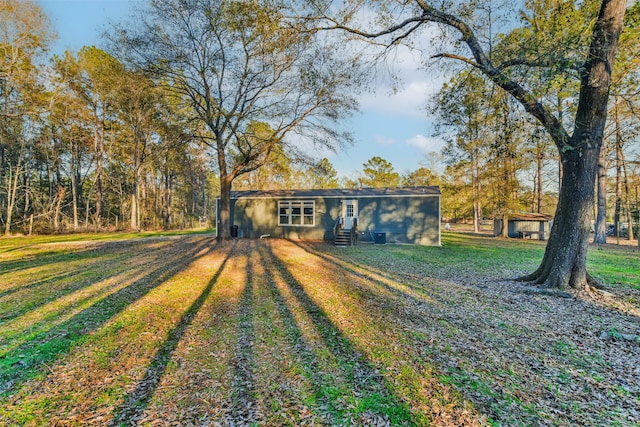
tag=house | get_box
[217,186,441,245]
[494,213,554,240]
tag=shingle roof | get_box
[510,213,554,221]
[230,186,440,199]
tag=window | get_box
[346,203,354,217]
[278,200,315,226]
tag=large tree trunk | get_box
[518,0,625,290]
[415,0,620,288]
[217,174,233,242]
[520,150,599,289]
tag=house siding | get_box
[224,187,441,246]
[356,196,440,245]
[231,197,342,240]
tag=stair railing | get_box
[333,216,343,243]
[350,218,358,245]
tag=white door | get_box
[343,200,358,230]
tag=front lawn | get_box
[1,233,638,426]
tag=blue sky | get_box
[36,0,445,180]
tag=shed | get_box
[216,186,441,245]
[495,213,553,240]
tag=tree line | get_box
[1,0,363,238]
[305,0,635,290]
[1,2,218,235]
[2,0,638,290]
[427,0,640,245]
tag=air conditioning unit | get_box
[373,232,386,244]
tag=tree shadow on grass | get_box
[0,238,152,276]
[0,237,214,396]
[228,242,258,424]
[0,270,79,300]
[0,248,99,276]
[109,242,235,425]
[258,242,413,425]
[291,241,440,312]
[0,250,148,323]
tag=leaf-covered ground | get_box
[0,233,638,426]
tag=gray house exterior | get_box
[217,186,441,245]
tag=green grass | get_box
[0,232,214,393]
[342,233,638,289]
[587,245,640,288]
[0,232,638,426]
[0,228,214,252]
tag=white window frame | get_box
[278,200,315,227]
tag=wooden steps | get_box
[334,230,353,246]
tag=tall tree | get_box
[434,72,490,233]
[490,93,529,237]
[440,163,473,222]
[594,4,640,243]
[0,0,54,235]
[436,74,530,234]
[232,144,294,191]
[307,157,340,189]
[525,126,555,215]
[111,70,161,231]
[45,84,92,231]
[112,0,359,241]
[359,156,400,188]
[310,0,629,290]
[55,47,123,229]
[402,167,440,187]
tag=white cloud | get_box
[405,134,445,154]
[358,45,446,119]
[359,81,431,118]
